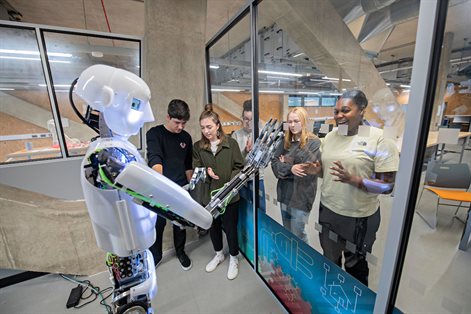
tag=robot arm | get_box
[203,119,283,217]
[88,149,213,230]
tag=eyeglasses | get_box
[242,118,252,122]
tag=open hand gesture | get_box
[207,167,220,180]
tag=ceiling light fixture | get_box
[211,88,241,92]
[0,56,70,64]
[267,75,293,80]
[38,84,71,88]
[292,52,305,58]
[0,88,15,91]
[209,65,220,69]
[297,91,319,95]
[259,70,302,77]
[322,76,352,82]
[400,84,411,88]
[260,90,285,93]
[0,49,72,57]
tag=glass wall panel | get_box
[254,0,418,312]
[0,26,60,163]
[43,32,141,152]
[207,13,255,263]
[396,1,471,312]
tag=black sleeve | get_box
[185,134,193,171]
[146,128,164,168]
[270,137,294,179]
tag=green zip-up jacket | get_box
[192,136,244,206]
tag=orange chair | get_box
[416,162,471,229]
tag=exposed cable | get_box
[60,274,112,314]
[101,0,112,33]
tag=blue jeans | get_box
[280,203,310,243]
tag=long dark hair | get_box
[199,103,226,149]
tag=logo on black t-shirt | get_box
[180,142,186,149]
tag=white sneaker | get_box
[205,253,225,272]
[227,255,239,280]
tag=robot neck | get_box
[99,113,114,139]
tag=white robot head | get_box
[75,64,154,137]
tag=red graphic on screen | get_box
[260,260,312,314]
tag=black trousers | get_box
[318,202,380,286]
[210,201,239,257]
[149,215,186,262]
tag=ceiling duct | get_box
[360,0,398,13]
[0,0,22,21]
[330,0,400,24]
[358,0,420,43]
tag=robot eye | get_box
[131,98,142,111]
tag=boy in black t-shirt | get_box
[146,99,193,270]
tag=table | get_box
[396,131,471,162]
[6,145,88,162]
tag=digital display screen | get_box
[131,98,142,111]
[321,96,337,107]
[304,96,320,106]
[288,95,302,107]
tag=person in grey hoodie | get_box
[271,107,321,243]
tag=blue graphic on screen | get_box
[238,195,254,264]
[257,212,380,314]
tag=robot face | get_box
[103,94,154,137]
[76,64,155,137]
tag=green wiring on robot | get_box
[210,187,233,215]
[98,166,169,212]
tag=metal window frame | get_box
[0,20,143,166]
[374,0,449,312]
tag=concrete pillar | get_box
[143,0,207,255]
[430,32,454,131]
[262,0,404,134]
[143,0,207,140]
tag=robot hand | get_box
[205,119,283,217]
[184,167,207,191]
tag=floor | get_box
[0,235,285,314]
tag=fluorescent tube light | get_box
[259,70,302,77]
[38,84,71,88]
[297,91,319,95]
[0,49,72,57]
[400,84,411,88]
[260,90,285,93]
[322,76,352,82]
[0,56,70,64]
[267,75,293,80]
[211,88,241,92]
[209,65,220,69]
[0,88,15,91]
[0,56,40,61]
[292,52,305,58]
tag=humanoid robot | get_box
[72,64,283,314]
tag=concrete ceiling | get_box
[1,0,471,92]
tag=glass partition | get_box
[207,12,255,264]
[395,1,471,312]
[255,3,418,311]
[205,0,467,312]
[0,22,142,165]
[0,26,59,163]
